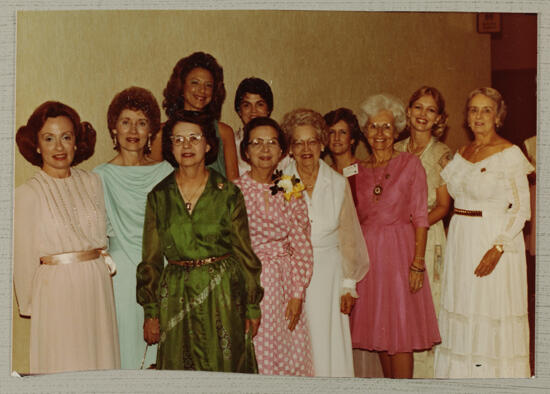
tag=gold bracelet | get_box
[409,264,426,273]
[414,255,425,261]
[494,244,504,253]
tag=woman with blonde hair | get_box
[394,86,452,378]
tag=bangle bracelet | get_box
[414,255,425,261]
[494,244,504,253]
[409,265,425,272]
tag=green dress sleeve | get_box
[137,191,163,319]
[230,188,263,319]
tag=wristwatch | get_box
[494,244,504,253]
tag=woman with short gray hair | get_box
[350,94,440,378]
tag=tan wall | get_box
[13,10,491,373]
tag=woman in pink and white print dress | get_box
[234,117,314,376]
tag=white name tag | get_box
[343,163,359,177]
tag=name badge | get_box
[343,163,359,177]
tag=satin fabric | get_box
[137,170,263,371]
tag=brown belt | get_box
[168,253,230,268]
[40,249,102,265]
[454,208,482,217]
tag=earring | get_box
[36,147,41,154]
[74,145,77,151]
[147,135,152,152]
[112,135,118,149]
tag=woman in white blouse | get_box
[281,108,369,377]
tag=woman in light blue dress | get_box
[94,87,173,368]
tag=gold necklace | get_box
[177,172,208,213]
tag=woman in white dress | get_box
[394,86,451,378]
[434,87,533,378]
[281,108,369,377]
[14,101,120,374]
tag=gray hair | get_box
[280,108,328,145]
[357,93,407,137]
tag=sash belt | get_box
[168,253,230,268]
[454,208,482,217]
[40,248,116,275]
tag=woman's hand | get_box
[474,246,503,277]
[409,269,424,293]
[340,292,355,315]
[285,298,303,331]
[245,317,261,337]
[143,318,160,345]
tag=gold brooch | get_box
[217,183,224,190]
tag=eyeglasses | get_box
[365,122,393,135]
[249,137,280,149]
[170,134,204,146]
[291,139,320,150]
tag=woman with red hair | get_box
[14,101,120,374]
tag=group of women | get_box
[14,50,533,379]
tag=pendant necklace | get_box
[371,156,392,201]
[177,172,208,213]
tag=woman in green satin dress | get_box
[137,111,263,371]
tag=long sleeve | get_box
[229,189,264,319]
[338,181,370,297]
[493,159,533,251]
[287,196,314,299]
[136,192,164,319]
[13,184,40,317]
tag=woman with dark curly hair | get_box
[137,111,263,371]
[14,101,120,374]
[151,52,239,180]
[394,86,451,378]
[94,86,173,369]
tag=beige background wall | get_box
[13,10,491,373]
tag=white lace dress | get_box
[434,146,533,378]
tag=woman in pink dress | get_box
[350,94,440,378]
[14,101,120,374]
[233,117,315,376]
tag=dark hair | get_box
[162,111,219,168]
[323,107,362,155]
[107,86,161,154]
[16,101,96,167]
[233,77,274,115]
[407,86,448,138]
[163,52,226,120]
[240,117,287,164]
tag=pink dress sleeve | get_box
[409,156,430,228]
[13,183,40,316]
[286,195,314,300]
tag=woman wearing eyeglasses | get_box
[281,108,369,377]
[137,112,263,371]
[233,116,315,376]
[349,94,440,379]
